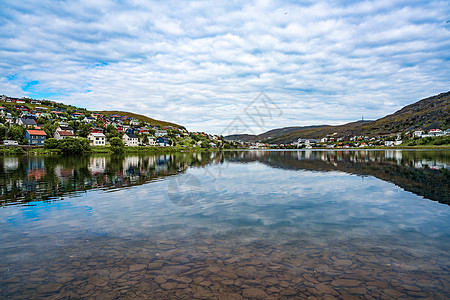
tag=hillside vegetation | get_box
[98,110,184,130]
[226,91,450,144]
[359,91,450,134]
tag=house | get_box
[155,129,167,137]
[89,127,104,134]
[297,138,319,146]
[445,129,450,136]
[25,129,47,145]
[56,125,74,134]
[91,113,103,119]
[125,127,137,135]
[54,130,75,140]
[428,129,444,136]
[156,136,170,147]
[413,130,423,137]
[148,136,156,146]
[88,132,106,146]
[123,132,139,146]
[385,140,402,147]
[83,116,96,123]
[139,127,150,134]
[17,118,37,126]
[3,140,19,146]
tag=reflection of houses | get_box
[2,157,19,171]
[156,155,170,171]
[54,165,74,179]
[26,158,46,180]
[88,157,106,175]
[123,156,141,176]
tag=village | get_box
[230,128,450,149]
[0,95,231,149]
[0,95,448,150]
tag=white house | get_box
[56,125,74,134]
[297,138,319,147]
[155,129,167,137]
[54,130,75,140]
[88,132,106,146]
[123,133,139,146]
[428,129,444,136]
[413,130,423,137]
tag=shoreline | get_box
[0,145,449,156]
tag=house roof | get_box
[27,130,47,136]
[20,118,37,125]
[126,133,138,139]
[57,131,74,136]
[59,126,74,131]
[90,133,106,137]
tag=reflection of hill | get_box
[222,150,450,205]
[1,150,448,207]
[0,153,216,207]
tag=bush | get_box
[58,137,90,153]
[44,138,59,149]
[109,137,124,153]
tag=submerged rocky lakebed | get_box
[0,150,449,299]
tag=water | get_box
[0,150,449,299]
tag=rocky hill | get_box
[359,91,450,134]
[98,110,185,130]
[226,91,450,144]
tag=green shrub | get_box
[44,138,59,149]
[109,137,124,153]
[58,137,90,153]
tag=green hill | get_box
[225,91,450,144]
[98,110,185,130]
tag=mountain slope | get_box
[226,91,450,143]
[360,91,450,134]
[98,110,185,130]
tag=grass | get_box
[97,110,184,130]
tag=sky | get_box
[0,0,449,134]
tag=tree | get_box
[105,124,120,139]
[69,120,80,132]
[78,123,93,137]
[7,125,26,144]
[109,137,124,153]
[0,124,7,140]
[95,119,104,128]
[44,138,59,149]
[43,121,59,137]
[58,137,90,153]
[200,141,210,148]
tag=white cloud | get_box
[0,0,449,133]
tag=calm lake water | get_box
[0,150,449,299]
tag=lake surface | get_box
[0,150,449,299]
